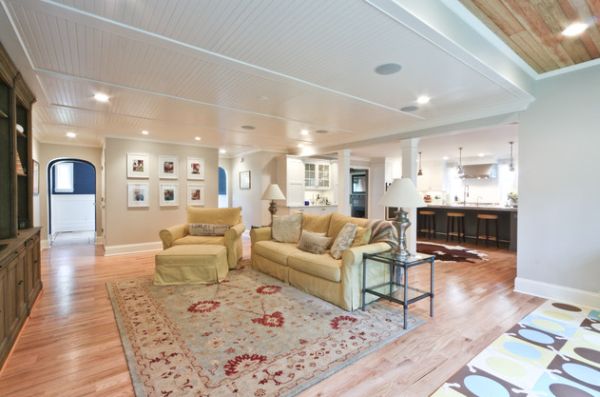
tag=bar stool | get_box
[446,212,465,243]
[476,214,500,248]
[418,210,436,239]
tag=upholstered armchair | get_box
[159,207,245,269]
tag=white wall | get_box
[32,137,40,227]
[516,65,600,306]
[231,151,280,227]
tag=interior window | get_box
[55,162,74,193]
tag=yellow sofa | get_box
[250,212,391,311]
[159,207,245,269]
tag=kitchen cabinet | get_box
[304,160,330,190]
[290,205,338,215]
[0,228,42,369]
[277,155,306,206]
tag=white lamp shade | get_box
[378,178,425,208]
[262,184,286,200]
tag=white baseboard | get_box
[515,277,600,307]
[104,241,163,256]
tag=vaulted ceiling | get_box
[459,0,600,73]
[0,0,536,155]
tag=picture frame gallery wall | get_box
[104,138,218,249]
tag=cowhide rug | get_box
[417,242,488,263]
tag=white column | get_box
[400,138,419,254]
[337,149,351,215]
[369,157,386,220]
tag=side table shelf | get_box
[362,252,435,329]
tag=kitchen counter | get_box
[426,204,518,212]
[416,206,518,251]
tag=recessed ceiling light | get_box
[562,22,589,37]
[219,149,227,154]
[93,92,109,103]
[241,125,255,130]
[401,105,419,112]
[66,132,76,139]
[300,129,309,136]
[374,63,402,75]
[442,156,449,161]
[194,136,201,141]
[141,130,149,135]
[478,153,485,157]
[315,129,328,134]
[416,95,430,105]
[297,143,305,148]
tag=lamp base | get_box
[268,200,278,226]
[391,207,411,260]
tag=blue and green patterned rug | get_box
[432,300,600,397]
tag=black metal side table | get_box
[362,252,435,329]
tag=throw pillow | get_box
[297,231,332,255]
[189,223,230,236]
[272,213,303,243]
[330,222,358,259]
[351,226,372,247]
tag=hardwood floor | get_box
[0,237,543,397]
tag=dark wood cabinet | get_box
[0,228,42,368]
[0,41,41,369]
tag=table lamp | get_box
[262,184,286,225]
[378,178,425,260]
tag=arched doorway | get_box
[47,159,96,246]
[218,166,228,208]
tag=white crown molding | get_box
[104,241,163,257]
[515,277,600,308]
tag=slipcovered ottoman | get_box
[154,245,228,285]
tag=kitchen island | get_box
[418,205,518,251]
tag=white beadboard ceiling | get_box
[1,0,534,155]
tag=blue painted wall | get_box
[52,161,96,195]
[218,167,226,195]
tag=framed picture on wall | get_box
[158,155,178,179]
[187,183,205,206]
[239,170,251,190]
[127,182,150,207]
[159,183,179,207]
[33,160,39,195]
[127,153,150,179]
[187,157,205,180]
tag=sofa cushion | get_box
[189,223,230,236]
[327,213,370,240]
[302,213,332,234]
[272,213,303,243]
[330,223,358,259]
[187,207,241,226]
[254,241,298,265]
[297,230,332,255]
[352,226,372,247]
[288,251,342,282]
[172,235,225,246]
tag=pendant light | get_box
[417,151,423,176]
[508,141,515,172]
[457,147,464,177]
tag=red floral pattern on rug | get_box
[252,311,285,328]
[224,354,268,376]
[187,300,221,313]
[107,263,422,397]
[256,285,281,295]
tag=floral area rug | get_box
[416,242,488,263]
[107,267,423,397]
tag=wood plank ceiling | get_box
[460,0,600,73]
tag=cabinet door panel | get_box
[0,267,6,351]
[5,258,18,337]
[16,252,27,318]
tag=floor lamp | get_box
[262,184,286,225]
